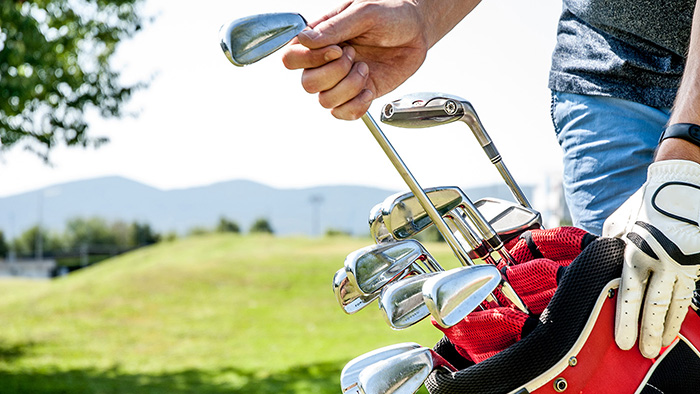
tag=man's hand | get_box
[603,160,700,358]
[281,0,480,120]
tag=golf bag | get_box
[427,228,700,394]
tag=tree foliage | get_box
[216,216,240,234]
[11,225,63,255]
[0,230,8,258]
[0,0,147,159]
[249,218,274,235]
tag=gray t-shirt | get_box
[549,0,695,108]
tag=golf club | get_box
[220,13,307,66]
[357,347,456,394]
[218,13,477,273]
[423,264,503,328]
[378,271,442,330]
[344,240,440,296]
[380,92,532,209]
[341,342,422,393]
[474,197,542,241]
[333,267,380,314]
[369,202,394,244]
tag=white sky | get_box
[0,0,564,198]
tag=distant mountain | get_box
[0,176,531,237]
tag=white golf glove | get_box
[603,160,700,358]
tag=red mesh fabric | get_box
[435,227,593,365]
[434,307,530,363]
[531,227,589,261]
[505,258,559,314]
[508,227,588,264]
[508,241,537,264]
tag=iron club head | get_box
[378,272,441,330]
[423,264,502,328]
[341,342,422,393]
[219,12,307,66]
[333,268,379,314]
[357,347,456,394]
[344,240,431,295]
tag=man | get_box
[282,0,700,359]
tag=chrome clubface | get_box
[219,13,307,66]
[378,272,441,330]
[381,187,463,239]
[344,240,427,295]
[333,268,379,315]
[341,342,422,393]
[357,347,456,394]
[474,197,543,242]
[423,264,502,328]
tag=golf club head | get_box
[380,92,466,128]
[344,240,428,295]
[333,268,379,314]
[219,12,307,66]
[369,202,394,244]
[474,198,542,242]
[378,272,441,330]
[384,186,508,251]
[357,347,456,394]
[341,342,422,393]
[381,187,463,239]
[423,264,502,328]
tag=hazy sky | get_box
[0,0,564,198]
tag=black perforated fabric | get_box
[426,237,626,394]
[639,340,700,394]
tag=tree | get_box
[249,218,274,235]
[11,225,63,256]
[131,222,159,246]
[0,230,8,258]
[0,0,147,159]
[216,216,240,233]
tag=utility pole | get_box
[309,194,324,236]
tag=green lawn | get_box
[0,234,456,393]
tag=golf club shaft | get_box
[361,114,474,267]
[362,114,527,311]
[461,106,532,209]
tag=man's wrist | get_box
[656,124,700,163]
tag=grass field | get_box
[0,234,458,393]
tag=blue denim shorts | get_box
[550,92,671,235]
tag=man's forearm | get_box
[417,0,483,48]
[657,1,700,163]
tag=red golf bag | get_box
[426,228,700,394]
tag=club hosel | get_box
[459,101,493,145]
[497,280,529,314]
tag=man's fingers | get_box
[639,271,675,358]
[301,46,355,94]
[282,44,343,70]
[318,60,368,108]
[298,3,372,49]
[330,89,374,121]
[614,258,647,351]
[661,275,694,346]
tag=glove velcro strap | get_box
[633,221,700,266]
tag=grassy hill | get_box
[0,234,454,393]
